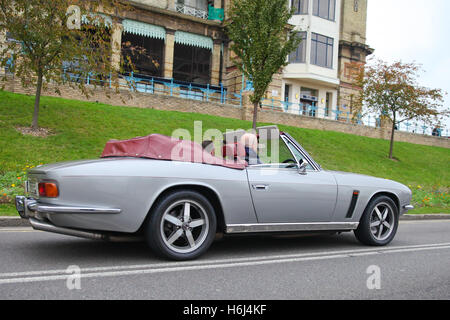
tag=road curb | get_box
[0,214,449,228]
[0,217,31,227]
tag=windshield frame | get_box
[280,132,322,171]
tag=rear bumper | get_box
[15,196,137,242]
[15,196,121,219]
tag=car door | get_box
[246,137,337,223]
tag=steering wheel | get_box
[282,159,297,168]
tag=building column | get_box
[111,22,123,72]
[0,31,5,73]
[164,29,175,79]
[168,0,176,11]
[224,0,231,19]
[210,41,221,86]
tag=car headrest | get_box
[222,143,246,160]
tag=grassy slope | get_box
[0,90,449,215]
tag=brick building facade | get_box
[1,0,372,119]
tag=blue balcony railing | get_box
[258,97,448,137]
[60,69,243,106]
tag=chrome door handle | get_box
[252,184,269,191]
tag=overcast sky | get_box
[366,0,450,131]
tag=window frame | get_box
[289,31,308,64]
[310,32,334,69]
[291,0,309,15]
[312,0,336,21]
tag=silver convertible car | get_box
[16,126,414,260]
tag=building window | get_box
[289,32,307,63]
[310,33,334,68]
[354,0,359,12]
[173,43,211,84]
[291,0,309,15]
[284,84,291,102]
[325,92,332,116]
[313,0,336,21]
[300,87,318,117]
[121,33,164,77]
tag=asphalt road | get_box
[0,220,449,300]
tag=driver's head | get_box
[240,133,258,152]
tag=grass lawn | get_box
[0,90,449,216]
[0,204,18,216]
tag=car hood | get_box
[327,170,409,191]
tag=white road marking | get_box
[0,242,449,285]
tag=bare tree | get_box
[0,0,130,130]
[354,58,448,159]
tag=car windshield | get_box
[253,136,312,170]
[283,138,314,170]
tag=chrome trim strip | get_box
[404,205,414,211]
[226,222,359,234]
[23,199,121,215]
[33,205,121,214]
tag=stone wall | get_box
[2,76,448,149]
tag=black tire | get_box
[146,190,217,260]
[354,195,399,246]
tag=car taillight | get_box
[38,182,59,198]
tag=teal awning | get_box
[122,19,166,40]
[208,6,224,21]
[81,13,112,27]
[175,31,213,50]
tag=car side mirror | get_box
[298,160,308,175]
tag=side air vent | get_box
[346,191,360,218]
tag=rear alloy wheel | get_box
[146,191,217,260]
[355,196,399,246]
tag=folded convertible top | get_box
[101,134,247,170]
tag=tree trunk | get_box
[389,116,396,159]
[252,101,258,130]
[31,71,43,131]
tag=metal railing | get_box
[57,69,243,106]
[259,97,449,138]
[124,72,242,106]
[175,3,208,19]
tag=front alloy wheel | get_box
[369,202,395,242]
[355,196,399,246]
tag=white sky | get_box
[366,0,450,132]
